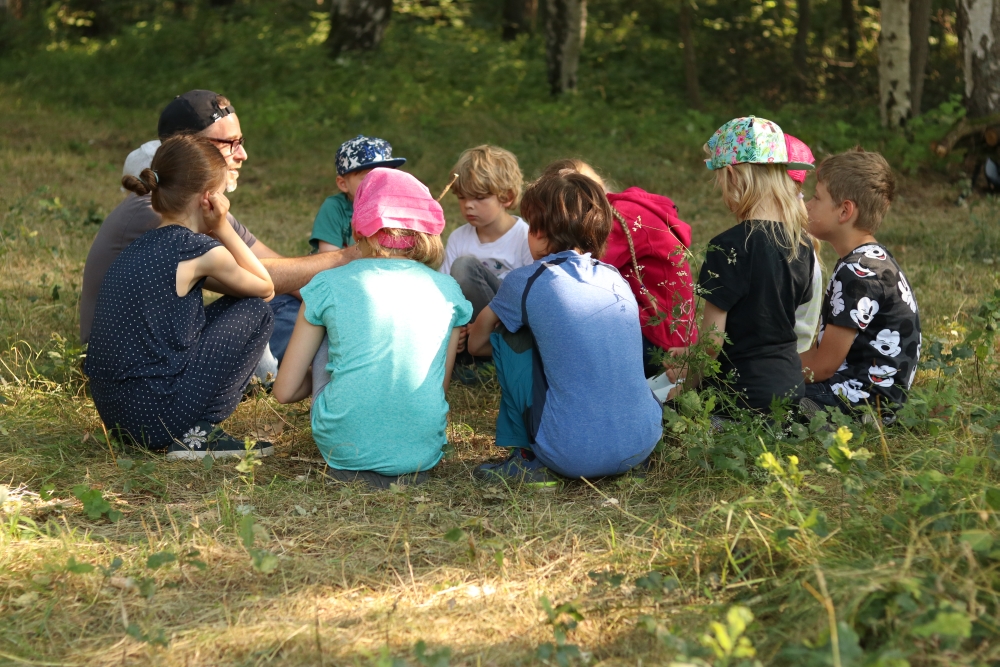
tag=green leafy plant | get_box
[536,596,584,666]
[71,484,121,522]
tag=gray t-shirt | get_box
[79,193,256,343]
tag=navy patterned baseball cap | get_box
[336,135,406,176]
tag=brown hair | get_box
[358,229,445,269]
[121,135,227,217]
[815,148,896,233]
[539,158,611,193]
[520,169,612,257]
[451,145,523,207]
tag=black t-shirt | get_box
[818,242,921,409]
[698,221,814,411]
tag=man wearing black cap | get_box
[80,90,359,375]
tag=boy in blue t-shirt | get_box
[466,166,662,485]
[310,135,407,252]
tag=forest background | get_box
[1,1,999,666]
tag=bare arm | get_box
[178,192,274,300]
[273,304,326,404]
[800,324,856,382]
[665,301,728,393]
[443,328,460,392]
[252,239,361,296]
[467,306,501,357]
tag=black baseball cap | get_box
[157,90,236,139]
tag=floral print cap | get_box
[704,116,815,171]
[336,135,407,176]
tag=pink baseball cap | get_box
[785,134,815,184]
[352,168,446,240]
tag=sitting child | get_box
[85,135,275,459]
[540,159,698,377]
[440,145,533,323]
[273,169,472,489]
[466,167,662,485]
[310,135,406,252]
[667,117,816,412]
[786,134,826,354]
[800,149,920,419]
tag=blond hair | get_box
[717,163,807,260]
[451,145,523,207]
[358,229,445,269]
[816,148,895,233]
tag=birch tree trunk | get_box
[546,0,587,95]
[327,0,393,55]
[958,0,1000,118]
[909,0,932,115]
[678,0,702,109]
[878,0,911,127]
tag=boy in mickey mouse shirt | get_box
[800,149,920,420]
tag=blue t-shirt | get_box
[490,250,662,477]
[310,192,355,251]
[301,259,473,475]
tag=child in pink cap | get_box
[786,134,825,354]
[273,168,473,489]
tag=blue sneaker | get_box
[474,449,562,487]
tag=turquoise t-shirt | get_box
[301,259,473,475]
[310,192,354,251]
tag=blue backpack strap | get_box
[519,257,571,444]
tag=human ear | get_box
[839,199,856,224]
[499,190,516,209]
[336,175,349,194]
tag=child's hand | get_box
[201,191,231,235]
[664,347,688,383]
[456,325,469,354]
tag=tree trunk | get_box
[327,0,393,55]
[678,0,702,109]
[842,0,857,61]
[795,0,811,87]
[545,0,586,95]
[878,0,911,127]
[503,0,535,40]
[909,0,932,115]
[957,0,1000,119]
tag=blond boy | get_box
[440,145,533,323]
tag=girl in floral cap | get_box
[665,116,816,413]
[273,168,472,489]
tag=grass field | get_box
[2,53,1000,666]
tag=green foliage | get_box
[537,596,584,666]
[71,484,121,522]
[413,640,452,667]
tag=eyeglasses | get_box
[209,136,246,156]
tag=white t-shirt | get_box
[440,217,533,280]
[794,249,824,353]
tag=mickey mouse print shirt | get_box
[818,242,921,409]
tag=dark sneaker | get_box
[325,467,429,490]
[165,421,274,460]
[474,449,562,487]
[451,363,480,386]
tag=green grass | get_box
[1,17,999,666]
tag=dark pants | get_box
[803,382,853,415]
[90,296,274,449]
[267,293,301,363]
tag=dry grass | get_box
[2,92,999,666]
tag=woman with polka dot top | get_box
[85,135,276,460]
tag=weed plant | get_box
[0,16,998,667]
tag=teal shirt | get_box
[301,259,473,475]
[310,192,354,251]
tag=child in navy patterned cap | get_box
[309,135,406,253]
